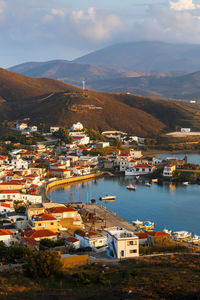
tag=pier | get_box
[83,203,136,231]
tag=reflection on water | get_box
[48,174,200,234]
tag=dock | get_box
[84,203,136,232]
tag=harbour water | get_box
[48,179,200,235]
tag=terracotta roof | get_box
[78,231,98,238]
[0,190,20,194]
[66,236,79,243]
[135,164,154,168]
[25,229,56,239]
[0,203,11,208]
[0,229,13,236]
[48,206,77,214]
[148,231,169,237]
[134,232,148,239]
[34,213,57,221]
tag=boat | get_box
[100,195,116,201]
[145,182,151,187]
[172,231,191,241]
[134,220,154,231]
[183,182,189,185]
[152,179,158,183]
[132,219,143,226]
[188,234,200,244]
[126,184,136,190]
[163,228,172,235]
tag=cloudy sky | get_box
[1,0,200,67]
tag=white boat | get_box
[188,234,200,244]
[183,182,189,185]
[126,184,136,190]
[163,228,172,235]
[173,231,191,240]
[145,182,151,187]
[100,195,116,201]
[132,219,143,226]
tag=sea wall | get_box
[45,173,104,202]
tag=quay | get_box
[85,203,136,231]
[41,173,135,232]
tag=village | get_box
[0,121,199,270]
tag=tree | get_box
[25,250,63,278]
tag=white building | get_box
[105,227,139,259]
[73,136,90,145]
[71,122,84,131]
[181,128,191,133]
[163,164,176,177]
[16,123,28,131]
[50,126,60,133]
[29,126,38,132]
[11,158,28,170]
[96,142,110,149]
[75,231,107,249]
[0,229,13,246]
[65,236,80,249]
[125,164,155,176]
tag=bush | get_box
[25,250,63,278]
[40,238,65,248]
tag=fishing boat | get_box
[134,220,154,231]
[152,179,158,183]
[126,184,136,190]
[100,195,116,201]
[188,234,200,244]
[172,231,191,241]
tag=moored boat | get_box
[145,182,151,187]
[126,184,136,190]
[172,231,191,241]
[132,219,143,226]
[183,182,189,185]
[100,195,116,201]
[152,179,158,183]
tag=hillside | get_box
[8,60,123,87]
[74,41,200,72]
[1,68,200,136]
[88,71,200,100]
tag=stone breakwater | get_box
[43,173,104,202]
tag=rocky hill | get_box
[0,68,200,136]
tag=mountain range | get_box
[9,41,200,100]
[1,68,200,136]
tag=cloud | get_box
[170,0,200,11]
[51,8,65,17]
[0,0,6,14]
[71,7,123,42]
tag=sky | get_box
[1,0,200,67]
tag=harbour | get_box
[48,172,200,235]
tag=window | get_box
[130,249,137,254]
[38,223,41,226]
[127,240,137,246]
[50,222,54,225]
[142,168,145,172]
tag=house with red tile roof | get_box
[65,236,80,249]
[147,231,170,245]
[24,229,57,241]
[29,213,61,232]
[0,229,13,246]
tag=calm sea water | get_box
[48,153,200,235]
